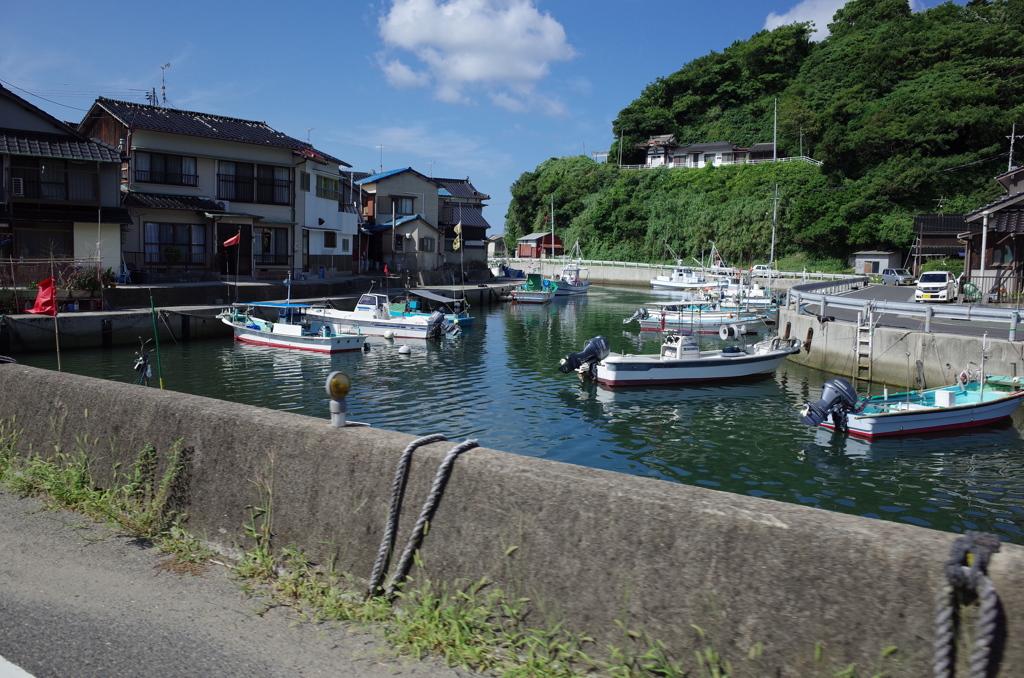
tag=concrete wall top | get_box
[1,363,1022,676]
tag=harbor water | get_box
[15,286,1024,544]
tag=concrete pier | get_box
[0,363,1022,677]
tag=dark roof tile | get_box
[123,191,225,212]
[0,128,123,162]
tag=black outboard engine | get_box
[800,378,859,428]
[622,307,648,325]
[559,336,611,374]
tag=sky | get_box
[2,0,961,235]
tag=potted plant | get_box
[164,246,181,264]
[101,267,118,288]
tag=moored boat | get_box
[626,304,770,334]
[558,332,801,387]
[548,241,591,296]
[511,273,557,304]
[650,262,726,292]
[800,375,1024,439]
[218,303,367,354]
[393,289,474,327]
[306,293,448,339]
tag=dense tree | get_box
[508,0,1024,266]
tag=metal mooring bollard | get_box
[325,371,351,427]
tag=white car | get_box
[751,264,780,278]
[915,271,959,302]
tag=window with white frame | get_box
[340,237,351,254]
[395,197,414,214]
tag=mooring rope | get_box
[933,531,1002,678]
[366,434,480,600]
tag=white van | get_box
[915,271,958,302]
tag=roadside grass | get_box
[0,419,901,678]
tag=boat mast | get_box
[550,194,555,259]
[770,184,778,266]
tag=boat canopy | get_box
[410,289,463,304]
[237,302,312,309]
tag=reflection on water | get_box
[14,286,1024,544]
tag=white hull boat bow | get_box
[800,376,1024,439]
[559,333,801,387]
[306,293,452,340]
[219,303,367,354]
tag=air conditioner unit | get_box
[216,200,230,211]
[11,177,25,198]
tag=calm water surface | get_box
[17,286,1024,544]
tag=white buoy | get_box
[384,329,395,339]
[398,345,411,354]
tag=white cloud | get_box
[378,0,576,114]
[764,0,845,40]
[379,57,432,88]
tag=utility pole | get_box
[770,184,779,266]
[1008,123,1023,171]
[773,98,778,162]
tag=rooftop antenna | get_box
[1008,122,1023,171]
[159,62,171,106]
[306,127,314,144]
[375,144,387,174]
[427,160,436,178]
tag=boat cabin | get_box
[661,333,701,360]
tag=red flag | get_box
[27,277,57,316]
[223,232,240,247]
[383,264,389,275]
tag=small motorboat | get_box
[800,375,1024,439]
[548,242,591,296]
[306,293,449,339]
[558,331,801,387]
[511,273,558,304]
[219,303,367,354]
[625,304,771,334]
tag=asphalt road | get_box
[0,490,481,678]
[804,282,1018,339]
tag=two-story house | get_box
[434,176,491,268]
[637,135,778,169]
[0,84,129,285]
[78,98,353,282]
[357,167,444,274]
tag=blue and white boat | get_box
[218,303,367,354]
[392,289,473,328]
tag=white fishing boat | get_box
[218,303,367,354]
[800,375,1024,439]
[511,273,558,304]
[558,332,801,387]
[625,304,770,334]
[549,241,591,296]
[650,262,725,292]
[306,293,449,340]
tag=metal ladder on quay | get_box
[853,307,874,391]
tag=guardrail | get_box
[787,277,1024,339]
[489,257,855,282]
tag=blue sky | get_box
[2,0,959,235]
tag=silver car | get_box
[881,268,914,285]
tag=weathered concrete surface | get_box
[1,364,1022,677]
[780,308,1024,388]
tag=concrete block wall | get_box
[1,363,1022,677]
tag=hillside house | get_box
[637,135,778,169]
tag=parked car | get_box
[708,262,736,275]
[880,268,915,285]
[915,271,959,302]
[751,264,780,278]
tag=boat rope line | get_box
[933,531,1004,678]
[366,434,480,601]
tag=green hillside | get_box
[504,0,1024,268]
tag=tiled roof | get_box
[356,167,423,185]
[433,177,490,200]
[676,142,743,153]
[123,191,225,212]
[965,190,1024,219]
[0,128,123,162]
[93,98,342,162]
[748,143,776,152]
[365,213,437,234]
[440,204,490,229]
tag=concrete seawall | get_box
[779,308,1024,389]
[1,363,1022,677]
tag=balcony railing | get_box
[9,168,99,202]
[134,170,199,186]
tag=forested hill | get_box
[504,0,1024,268]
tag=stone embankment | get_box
[1,363,1022,677]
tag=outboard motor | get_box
[426,310,446,339]
[800,378,859,428]
[622,307,649,325]
[559,336,611,374]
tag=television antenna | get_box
[159,62,171,106]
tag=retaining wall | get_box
[780,308,1024,389]
[1,363,1022,677]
